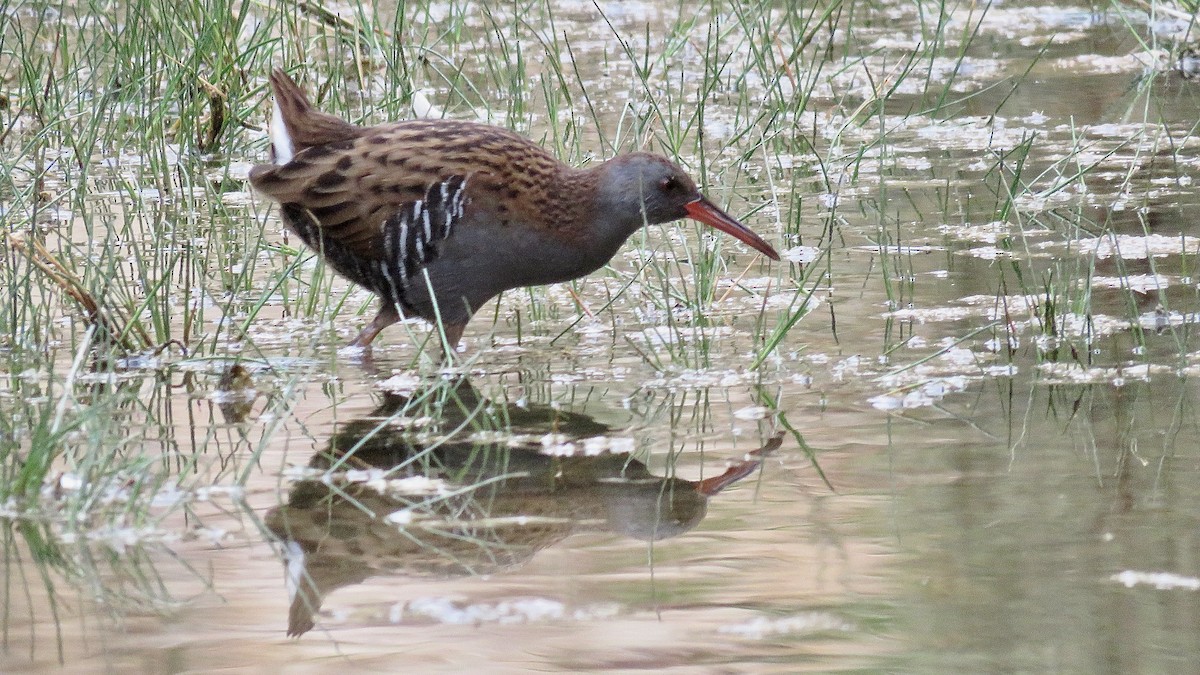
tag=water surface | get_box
[2,0,1200,672]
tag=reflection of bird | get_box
[265,380,782,636]
[1178,47,1200,80]
[213,364,256,424]
[249,70,778,352]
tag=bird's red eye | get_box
[660,176,680,192]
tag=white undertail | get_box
[270,97,295,164]
[283,539,305,602]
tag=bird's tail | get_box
[267,69,362,164]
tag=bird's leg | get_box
[437,322,466,364]
[348,304,401,349]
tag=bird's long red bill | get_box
[684,197,780,260]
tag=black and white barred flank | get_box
[281,175,469,312]
[381,175,468,281]
[373,175,469,311]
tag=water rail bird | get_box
[250,69,779,354]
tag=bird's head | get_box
[593,153,779,260]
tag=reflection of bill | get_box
[264,381,781,636]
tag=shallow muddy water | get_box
[3,0,1200,672]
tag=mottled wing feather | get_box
[252,143,428,260]
[274,174,469,316]
[250,119,580,262]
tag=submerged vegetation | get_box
[0,0,1199,667]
